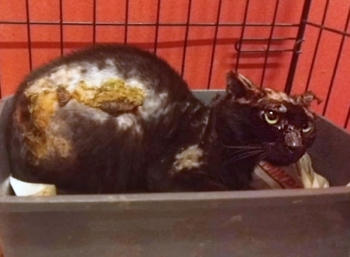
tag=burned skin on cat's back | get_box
[20,77,144,160]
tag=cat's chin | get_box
[265,157,302,167]
[265,152,305,166]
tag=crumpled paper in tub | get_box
[250,153,330,189]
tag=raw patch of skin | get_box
[22,78,145,162]
[22,90,72,162]
[70,78,145,114]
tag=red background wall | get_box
[0,0,349,130]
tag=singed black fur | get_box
[5,44,318,194]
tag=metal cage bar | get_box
[260,0,280,87]
[284,0,312,94]
[234,37,298,53]
[345,106,350,129]
[235,0,250,71]
[305,0,330,92]
[180,0,193,77]
[59,0,64,56]
[25,0,33,71]
[207,0,223,89]
[124,0,129,44]
[153,0,162,54]
[0,20,301,27]
[92,0,97,44]
[322,6,350,116]
[305,21,350,37]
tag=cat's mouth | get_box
[263,142,305,166]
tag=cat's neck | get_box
[202,103,260,190]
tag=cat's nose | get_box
[285,130,302,152]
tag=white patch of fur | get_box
[28,63,147,93]
[104,58,115,67]
[115,114,143,135]
[48,65,86,90]
[139,91,169,119]
[172,145,204,173]
[25,78,55,95]
[25,62,161,134]
[126,78,146,90]
[49,63,117,90]
[236,97,253,104]
[116,114,134,128]
[277,105,288,113]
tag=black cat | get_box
[5,44,319,194]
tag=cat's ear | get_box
[293,91,322,107]
[226,71,258,98]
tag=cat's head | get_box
[216,71,321,166]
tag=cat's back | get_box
[12,44,197,135]
[7,44,202,193]
[17,44,191,99]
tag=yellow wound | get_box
[22,78,144,161]
[72,79,145,112]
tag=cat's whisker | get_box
[232,151,264,160]
[225,148,264,156]
[223,145,260,149]
[224,149,265,165]
[221,142,262,150]
[256,152,268,162]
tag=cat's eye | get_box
[263,110,280,125]
[302,122,313,133]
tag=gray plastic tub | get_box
[0,91,349,257]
